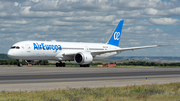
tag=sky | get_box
[0,0,180,56]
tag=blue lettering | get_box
[45,45,50,50]
[58,45,62,50]
[52,45,55,50]
[41,43,46,50]
[33,43,62,52]
[55,45,58,52]
[33,43,38,50]
[49,45,52,50]
[38,44,42,50]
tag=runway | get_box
[0,66,180,91]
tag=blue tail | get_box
[107,20,124,47]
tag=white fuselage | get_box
[7,41,120,61]
[7,20,168,67]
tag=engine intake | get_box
[74,52,93,64]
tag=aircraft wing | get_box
[90,44,171,56]
[62,44,171,56]
[117,44,171,51]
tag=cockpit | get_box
[10,46,20,49]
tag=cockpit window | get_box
[10,46,20,49]
[11,46,16,49]
[16,46,20,49]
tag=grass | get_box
[0,83,180,101]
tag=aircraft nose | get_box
[7,50,14,58]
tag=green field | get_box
[0,83,179,101]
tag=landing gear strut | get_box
[56,62,66,67]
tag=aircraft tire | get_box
[62,63,65,67]
[18,63,22,67]
[86,64,90,67]
[58,63,62,67]
[80,64,90,67]
[56,63,59,67]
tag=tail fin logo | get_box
[107,20,124,46]
[114,32,121,40]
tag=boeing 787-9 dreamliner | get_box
[7,20,170,67]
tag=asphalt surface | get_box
[0,66,180,91]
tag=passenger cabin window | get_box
[10,46,20,49]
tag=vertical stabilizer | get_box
[107,20,124,47]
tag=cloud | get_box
[0,0,24,2]
[168,7,180,15]
[144,8,159,15]
[123,26,163,34]
[0,0,179,56]
[149,18,180,25]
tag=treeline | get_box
[0,54,10,60]
[91,61,180,67]
[115,61,180,66]
[0,59,180,67]
[0,59,49,65]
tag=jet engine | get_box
[25,60,42,64]
[74,52,93,64]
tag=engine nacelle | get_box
[25,60,42,64]
[74,52,93,64]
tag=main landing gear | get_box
[55,62,90,67]
[56,62,66,67]
[80,64,90,67]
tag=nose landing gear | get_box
[17,59,22,67]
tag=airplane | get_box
[7,20,170,67]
